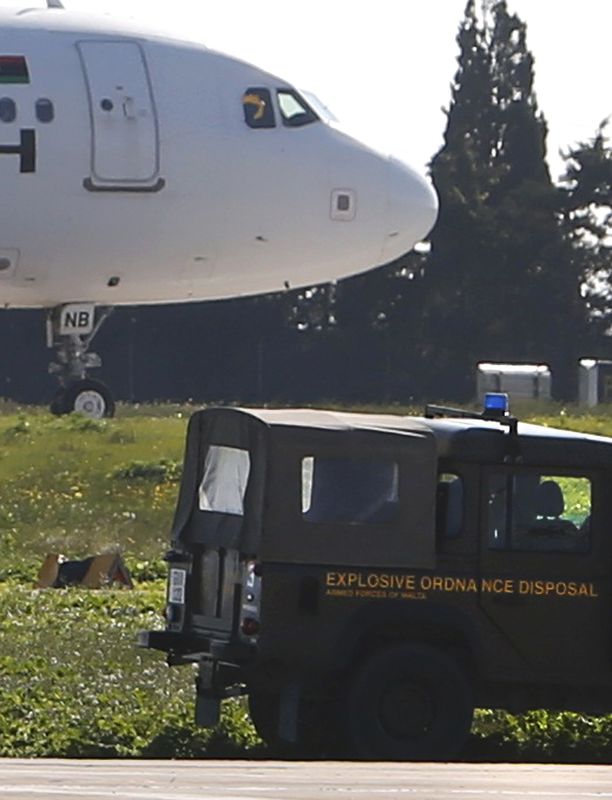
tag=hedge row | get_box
[1,582,612,760]
[0,582,260,758]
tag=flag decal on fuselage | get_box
[0,56,30,84]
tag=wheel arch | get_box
[331,600,482,678]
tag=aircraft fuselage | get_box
[0,6,437,308]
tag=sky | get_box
[5,0,612,180]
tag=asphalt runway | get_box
[0,760,611,800]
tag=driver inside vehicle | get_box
[513,475,590,552]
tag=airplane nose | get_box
[383,157,438,260]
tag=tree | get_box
[282,255,430,402]
[559,122,612,347]
[417,0,497,397]
[421,0,588,400]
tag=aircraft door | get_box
[77,41,161,189]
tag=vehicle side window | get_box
[487,471,591,554]
[302,456,399,525]
[436,473,464,539]
[243,88,275,128]
[198,445,251,516]
[277,89,319,127]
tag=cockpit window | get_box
[277,89,319,127]
[243,88,275,129]
[301,90,338,124]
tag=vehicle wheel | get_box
[345,643,473,761]
[49,388,66,416]
[50,379,115,419]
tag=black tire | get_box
[345,643,473,761]
[49,387,66,416]
[51,379,116,419]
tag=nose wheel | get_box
[47,305,116,419]
[50,379,115,419]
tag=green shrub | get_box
[2,415,31,440]
[110,459,182,483]
[0,583,260,758]
[470,709,612,762]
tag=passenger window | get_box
[277,89,319,127]
[243,88,275,128]
[436,473,464,539]
[302,456,399,524]
[198,445,251,516]
[0,98,16,123]
[487,471,591,554]
[35,98,54,123]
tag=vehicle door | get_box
[257,425,437,666]
[478,464,612,678]
[169,410,266,638]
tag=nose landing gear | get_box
[47,305,116,419]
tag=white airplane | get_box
[0,1,438,417]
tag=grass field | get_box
[0,405,263,757]
[0,409,187,580]
[1,402,612,759]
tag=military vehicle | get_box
[139,396,612,759]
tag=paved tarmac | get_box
[0,760,611,800]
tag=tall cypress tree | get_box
[559,123,612,346]
[421,0,587,399]
[418,0,497,397]
[488,1,586,394]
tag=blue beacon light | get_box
[484,392,510,417]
